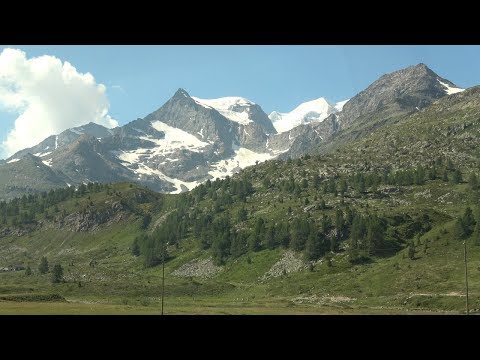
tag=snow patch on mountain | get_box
[116,149,200,194]
[269,97,338,133]
[191,96,255,125]
[7,158,20,163]
[133,163,199,194]
[33,151,52,158]
[209,145,273,180]
[437,79,465,95]
[150,121,210,153]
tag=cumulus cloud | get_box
[0,48,118,157]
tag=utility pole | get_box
[161,243,165,316]
[464,241,469,315]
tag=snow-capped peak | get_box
[334,99,349,112]
[191,96,256,125]
[270,97,344,133]
[437,79,465,95]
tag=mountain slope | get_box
[337,63,463,129]
[283,64,465,158]
[0,154,69,199]
[6,122,114,163]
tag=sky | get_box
[1,45,479,159]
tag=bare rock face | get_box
[171,257,223,278]
[261,250,306,280]
[56,201,129,232]
[0,226,34,238]
[279,115,341,159]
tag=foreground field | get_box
[0,300,457,315]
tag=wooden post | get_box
[464,241,469,315]
[161,245,165,316]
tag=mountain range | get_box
[0,63,465,200]
[2,61,480,315]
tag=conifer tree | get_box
[38,256,49,274]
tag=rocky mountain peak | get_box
[338,63,459,128]
[173,88,191,100]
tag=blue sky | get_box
[1,45,479,158]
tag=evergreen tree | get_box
[254,217,266,238]
[131,237,141,256]
[212,232,230,265]
[415,165,425,185]
[474,213,480,246]
[345,206,354,225]
[408,240,415,260]
[265,225,276,249]
[262,177,271,190]
[287,175,295,194]
[328,178,337,195]
[365,216,385,255]
[453,218,466,240]
[313,174,321,190]
[305,232,321,261]
[322,182,328,195]
[350,215,366,250]
[248,233,261,252]
[446,159,454,170]
[38,256,49,274]
[301,178,308,189]
[277,223,291,248]
[335,209,345,241]
[452,169,462,184]
[321,215,332,235]
[294,184,302,196]
[142,214,152,229]
[442,170,449,182]
[51,264,64,283]
[339,179,348,196]
[290,218,310,251]
[355,174,365,194]
[468,173,478,191]
[231,233,247,258]
[25,266,32,276]
[462,207,476,236]
[236,206,248,222]
[320,199,326,210]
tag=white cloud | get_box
[0,48,118,157]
